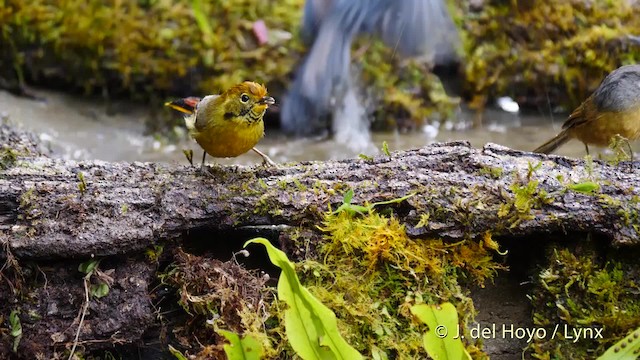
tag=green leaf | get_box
[78,259,99,275]
[244,238,362,360]
[90,283,110,298]
[217,329,264,360]
[9,310,22,352]
[381,141,391,156]
[343,189,354,205]
[597,327,640,360]
[410,303,471,360]
[9,310,22,337]
[567,181,600,194]
[168,345,188,360]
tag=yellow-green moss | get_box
[530,247,640,359]
[293,207,505,359]
[456,0,640,110]
[0,0,304,96]
[1,0,460,133]
[0,146,18,170]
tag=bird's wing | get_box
[377,0,460,64]
[192,95,220,130]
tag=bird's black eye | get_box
[240,94,250,103]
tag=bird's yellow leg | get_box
[252,147,277,167]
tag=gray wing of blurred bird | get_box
[282,0,460,136]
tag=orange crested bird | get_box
[533,64,640,156]
[165,81,276,167]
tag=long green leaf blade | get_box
[410,303,471,360]
[218,329,263,360]
[245,238,362,360]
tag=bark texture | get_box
[2,129,640,358]
[2,141,639,261]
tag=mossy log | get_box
[2,142,640,261]
[2,137,640,358]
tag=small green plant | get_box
[168,345,188,360]
[608,134,634,163]
[9,310,22,352]
[0,147,18,170]
[526,161,543,180]
[381,141,391,156]
[244,238,363,360]
[77,172,87,195]
[183,149,194,166]
[410,303,472,360]
[358,153,374,161]
[333,189,414,216]
[217,329,264,360]
[597,327,640,359]
[145,244,164,263]
[191,0,214,48]
[78,259,110,298]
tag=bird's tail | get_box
[164,97,201,115]
[533,130,571,154]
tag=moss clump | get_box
[455,0,640,110]
[159,249,279,359]
[294,207,505,359]
[530,247,640,359]
[359,40,461,131]
[0,146,18,170]
[0,123,48,165]
[0,1,460,133]
[0,0,305,99]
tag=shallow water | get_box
[0,88,633,165]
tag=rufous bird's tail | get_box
[533,130,570,154]
[164,97,201,115]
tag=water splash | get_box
[331,79,377,155]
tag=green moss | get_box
[478,165,503,179]
[455,0,640,110]
[292,207,505,358]
[531,247,640,358]
[0,0,305,97]
[0,146,18,170]
[159,249,280,359]
[1,0,460,133]
[77,172,87,195]
[498,179,551,228]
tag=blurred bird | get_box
[281,0,460,136]
[166,81,276,167]
[533,65,640,156]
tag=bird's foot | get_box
[252,147,278,168]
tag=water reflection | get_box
[0,88,633,166]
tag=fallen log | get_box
[1,141,639,261]
[2,124,640,358]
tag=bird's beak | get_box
[258,96,276,106]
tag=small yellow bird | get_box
[165,81,276,167]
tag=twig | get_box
[68,274,90,360]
